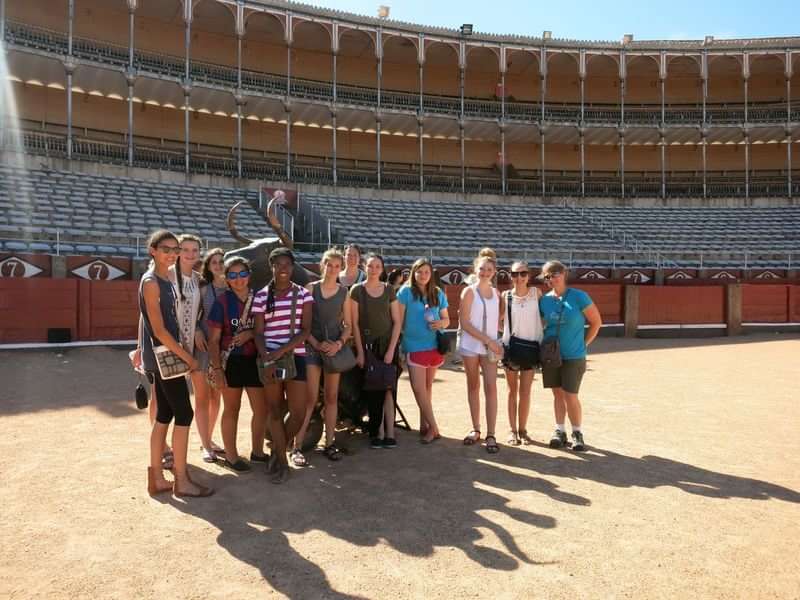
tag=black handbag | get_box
[540,290,569,370]
[436,330,450,355]
[363,345,397,391]
[504,290,540,369]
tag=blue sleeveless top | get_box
[138,270,180,373]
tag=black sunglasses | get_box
[543,271,564,281]
[510,271,529,278]
[226,270,251,280]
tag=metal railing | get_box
[7,20,800,126]
[3,229,791,271]
[6,125,800,199]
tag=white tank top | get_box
[501,288,544,344]
[459,284,500,355]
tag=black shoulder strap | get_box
[506,290,513,336]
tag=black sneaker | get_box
[370,437,383,449]
[549,429,568,449]
[382,437,397,449]
[571,431,586,452]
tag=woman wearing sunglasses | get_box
[140,230,212,497]
[500,261,543,446]
[207,257,268,472]
[538,260,602,451]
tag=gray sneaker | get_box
[549,429,568,449]
[571,431,586,452]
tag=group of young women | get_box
[136,232,602,497]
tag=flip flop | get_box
[485,435,500,454]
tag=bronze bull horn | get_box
[266,191,294,249]
[226,201,254,245]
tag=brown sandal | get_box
[173,481,214,498]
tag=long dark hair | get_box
[365,252,387,282]
[406,257,440,306]
[201,247,225,285]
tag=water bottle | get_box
[424,304,437,326]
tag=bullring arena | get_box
[0,0,799,598]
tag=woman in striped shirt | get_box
[252,247,313,484]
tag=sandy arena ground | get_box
[1,334,799,599]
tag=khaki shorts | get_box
[542,358,587,394]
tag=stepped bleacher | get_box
[0,165,263,256]
[303,193,799,268]
[581,207,800,254]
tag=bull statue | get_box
[224,190,316,291]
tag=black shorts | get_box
[292,355,307,382]
[224,354,261,388]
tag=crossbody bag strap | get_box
[506,290,513,336]
[289,285,298,337]
[555,289,570,337]
[475,285,489,348]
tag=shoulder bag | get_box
[258,285,299,383]
[504,290,541,369]
[540,290,569,370]
[359,284,398,390]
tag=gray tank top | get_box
[138,270,180,373]
[310,281,347,341]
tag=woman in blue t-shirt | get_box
[207,256,267,473]
[538,260,602,452]
[397,258,450,444]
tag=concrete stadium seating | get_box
[0,165,264,256]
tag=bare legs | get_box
[301,365,340,448]
[220,386,267,463]
[149,422,203,495]
[463,355,498,440]
[408,365,440,443]
[265,380,307,482]
[552,387,582,428]
[191,371,218,454]
[506,368,534,438]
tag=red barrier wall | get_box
[638,286,725,325]
[0,279,79,342]
[1,279,797,343]
[78,280,140,340]
[741,284,790,323]
[791,287,800,323]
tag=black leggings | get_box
[154,372,194,427]
[364,388,396,438]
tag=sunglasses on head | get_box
[510,271,529,278]
[157,245,181,255]
[226,270,251,280]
